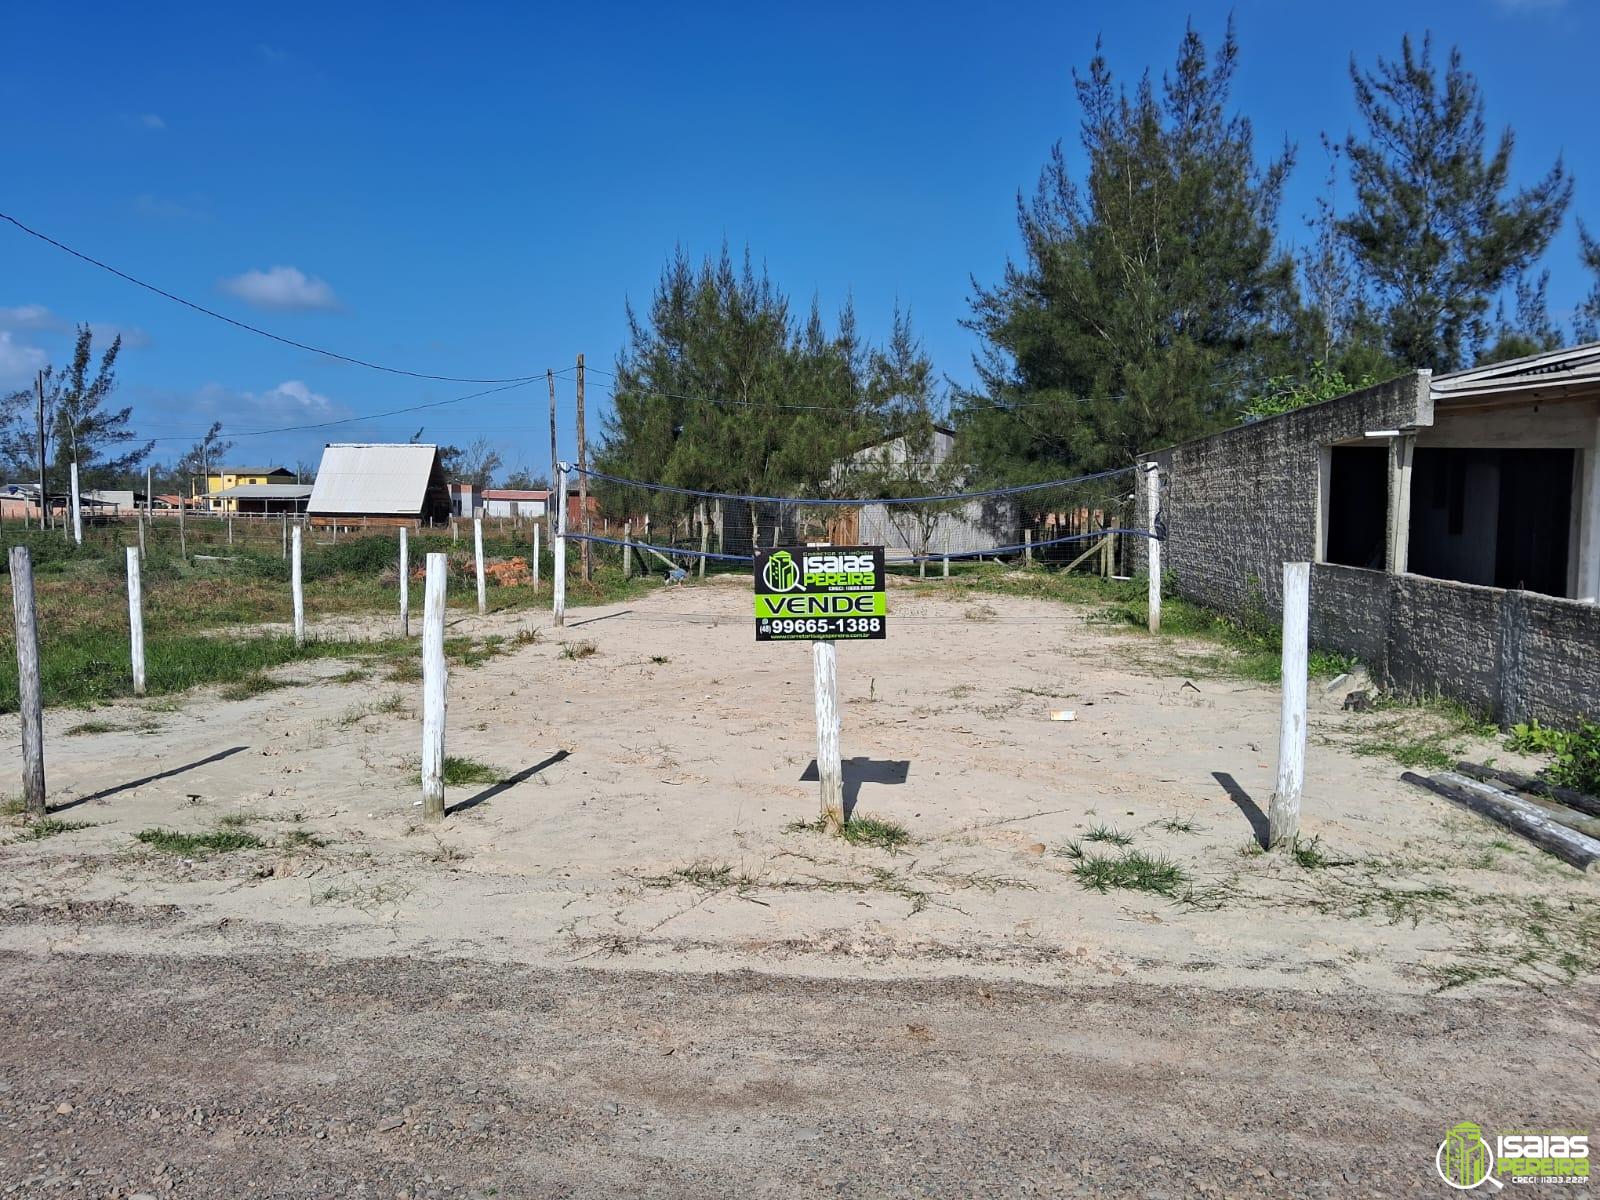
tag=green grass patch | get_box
[135,828,265,854]
[1083,823,1135,847]
[1072,849,1190,896]
[1157,815,1201,834]
[786,814,911,852]
[64,720,123,736]
[559,640,598,660]
[406,756,503,787]
[15,817,95,841]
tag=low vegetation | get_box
[786,814,912,852]
[1507,717,1600,795]
[135,828,264,854]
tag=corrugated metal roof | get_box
[215,484,315,498]
[308,444,442,514]
[1432,339,1600,399]
[215,466,294,477]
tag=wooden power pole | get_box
[576,353,590,582]
[547,368,557,554]
[35,371,47,530]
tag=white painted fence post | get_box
[553,463,567,627]
[1023,528,1032,566]
[421,551,448,821]
[126,547,145,697]
[291,525,305,647]
[1268,561,1310,848]
[622,520,632,578]
[813,640,843,832]
[9,547,45,817]
[69,462,82,546]
[533,522,541,593]
[1145,463,1162,635]
[399,527,410,637]
[474,517,487,615]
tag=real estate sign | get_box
[754,546,887,642]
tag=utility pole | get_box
[577,353,590,582]
[35,371,47,530]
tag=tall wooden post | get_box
[553,463,567,626]
[126,547,146,697]
[178,490,187,559]
[10,547,46,816]
[1268,562,1311,848]
[1024,528,1032,566]
[282,514,288,560]
[399,527,410,637]
[137,508,147,561]
[813,640,843,833]
[474,516,487,615]
[698,505,709,579]
[532,521,541,593]
[1145,463,1162,634]
[622,521,633,578]
[35,371,47,531]
[576,353,591,583]
[421,552,448,822]
[146,465,153,521]
[291,526,305,647]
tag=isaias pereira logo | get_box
[762,550,801,593]
[1437,1121,1499,1190]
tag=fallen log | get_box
[1402,770,1600,872]
[1453,760,1600,819]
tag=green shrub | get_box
[1508,718,1600,795]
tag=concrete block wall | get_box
[1133,372,1430,614]
[1130,371,1600,725]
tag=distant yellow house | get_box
[193,466,298,512]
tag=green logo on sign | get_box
[1436,1121,1497,1190]
[763,550,801,593]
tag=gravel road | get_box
[1,950,1595,1198]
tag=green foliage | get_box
[1241,361,1375,421]
[1507,718,1600,795]
[0,325,152,491]
[956,22,1301,482]
[598,244,926,521]
[786,814,912,852]
[1576,221,1600,344]
[1339,34,1572,371]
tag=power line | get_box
[0,209,547,385]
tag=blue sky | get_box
[1,0,1594,479]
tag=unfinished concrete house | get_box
[1135,342,1600,725]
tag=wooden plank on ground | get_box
[1402,770,1600,872]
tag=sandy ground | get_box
[0,575,1597,1196]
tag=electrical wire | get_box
[0,209,547,384]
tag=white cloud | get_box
[1493,0,1564,10]
[218,266,341,312]
[139,113,165,130]
[257,43,292,64]
[0,305,68,333]
[135,193,209,222]
[0,332,48,390]
[89,322,152,350]
[186,379,344,428]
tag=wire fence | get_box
[568,465,1148,573]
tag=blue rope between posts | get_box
[564,526,1155,567]
[571,465,1135,508]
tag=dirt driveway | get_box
[0,576,1596,1196]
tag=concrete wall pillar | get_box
[1385,433,1416,575]
[1575,426,1600,603]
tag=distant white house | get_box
[481,488,549,519]
[308,444,451,527]
[834,429,1017,559]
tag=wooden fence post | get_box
[282,514,288,560]
[69,462,82,546]
[553,464,567,626]
[533,522,541,593]
[126,547,146,697]
[622,521,632,578]
[1145,463,1162,634]
[399,527,410,637]
[1024,528,1032,566]
[474,517,487,615]
[291,526,305,647]
[9,547,46,816]
[1268,561,1311,848]
[137,509,147,561]
[813,640,843,833]
[421,551,448,821]
[698,506,709,579]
